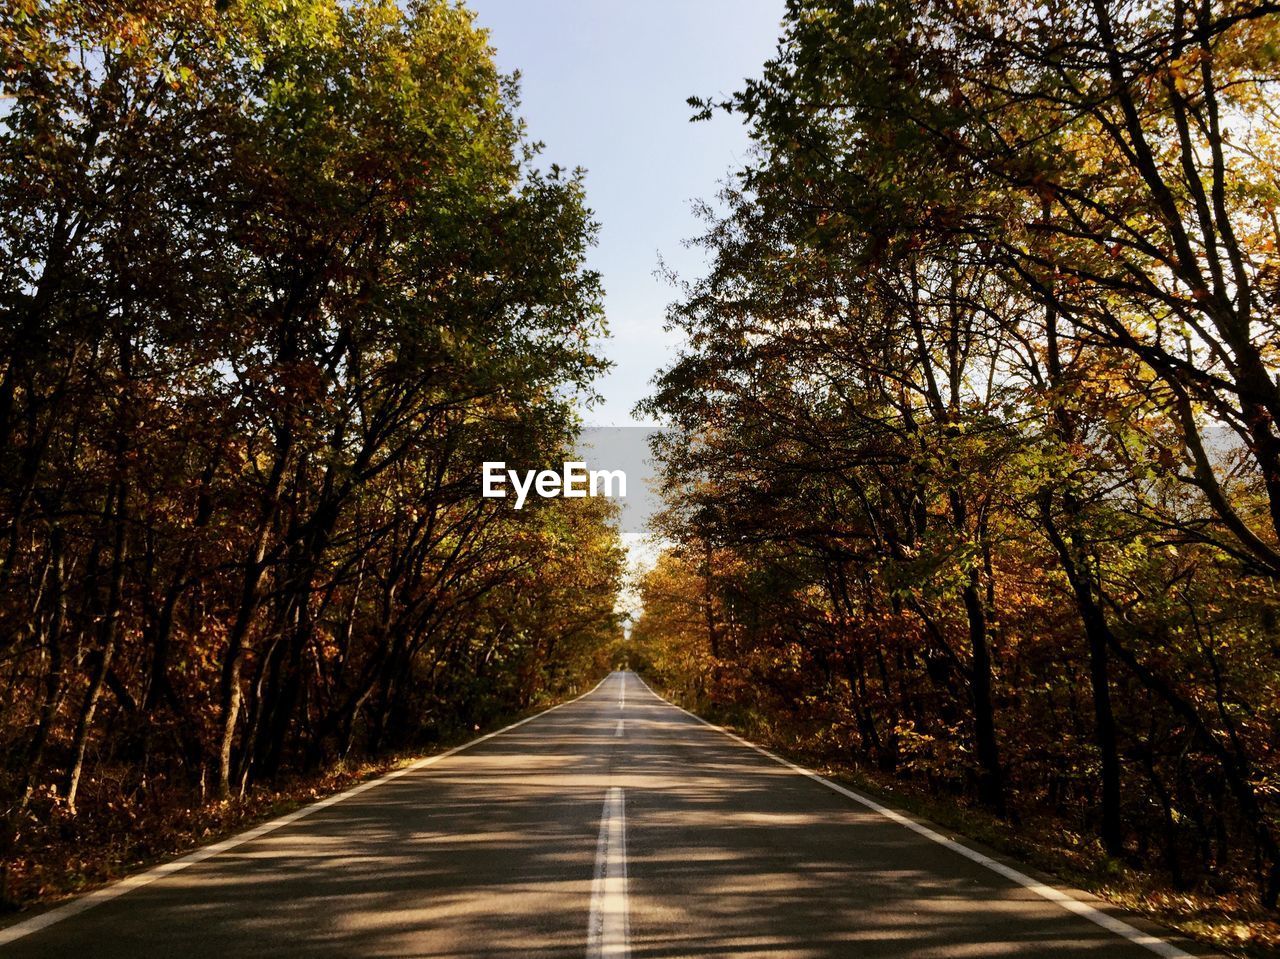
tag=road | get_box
[0,671,1206,958]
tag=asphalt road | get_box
[0,671,1207,958]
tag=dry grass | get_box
[7,685,1276,958]
[0,694,574,917]
[0,753,417,912]
[699,700,1280,959]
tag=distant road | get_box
[0,671,1208,957]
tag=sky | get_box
[468,0,787,427]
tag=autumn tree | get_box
[642,0,1280,911]
[0,0,622,904]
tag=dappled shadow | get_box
[2,674,1200,958]
[617,686,1180,958]
[2,694,622,959]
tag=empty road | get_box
[0,671,1205,958]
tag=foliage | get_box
[640,0,1280,934]
[0,0,622,907]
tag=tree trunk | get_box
[20,527,68,811]
[960,573,1005,815]
[65,483,128,813]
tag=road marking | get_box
[615,719,624,738]
[0,675,614,948]
[618,680,625,711]
[587,786,629,959]
[631,676,1197,959]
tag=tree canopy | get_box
[638,0,1280,924]
[0,0,622,905]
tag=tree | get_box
[0,0,620,905]
[642,0,1280,908]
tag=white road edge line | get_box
[631,674,1197,959]
[0,674,614,948]
[587,786,629,959]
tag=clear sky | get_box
[468,0,787,426]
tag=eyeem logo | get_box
[482,461,627,510]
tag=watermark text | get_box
[482,461,626,510]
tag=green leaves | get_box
[0,0,617,849]
[641,0,1280,908]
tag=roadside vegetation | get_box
[637,0,1280,954]
[0,0,622,911]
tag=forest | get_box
[6,0,1280,952]
[0,0,622,906]
[633,0,1280,950]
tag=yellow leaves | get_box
[1166,46,1209,98]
